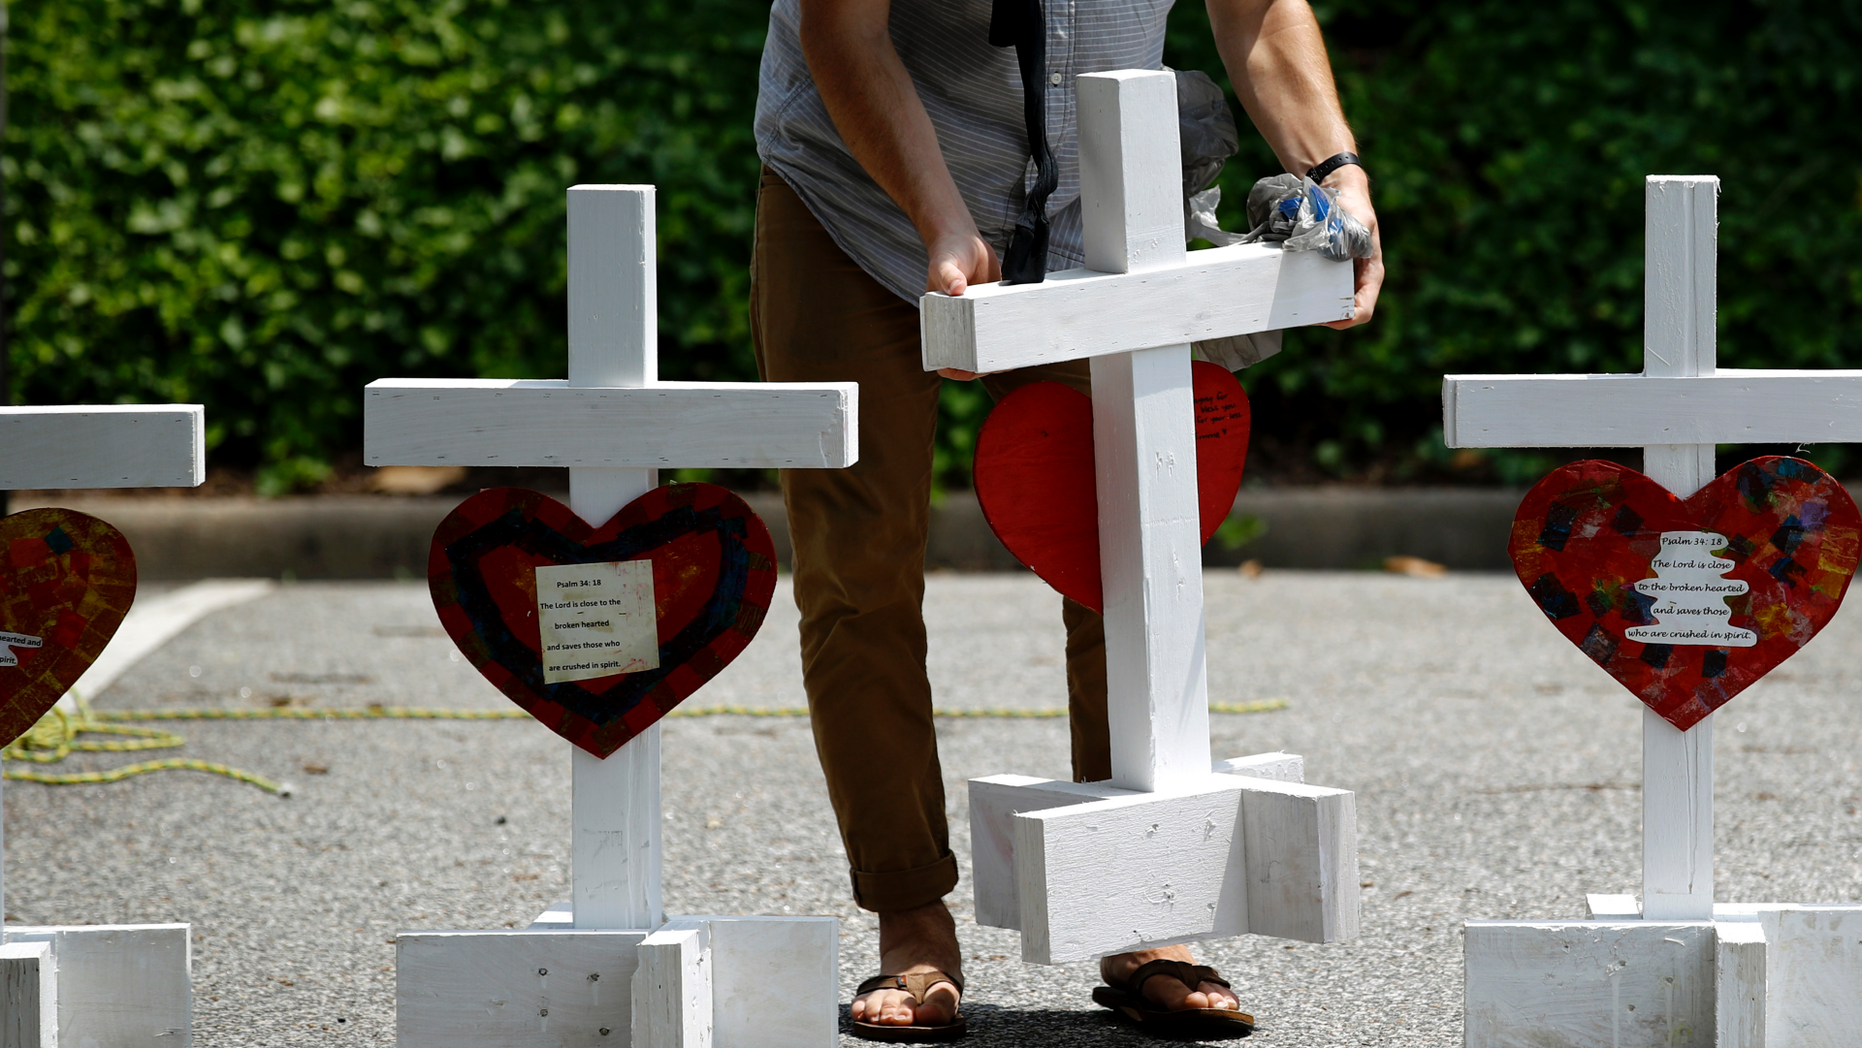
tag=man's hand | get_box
[1319,166,1382,329]
[926,230,1001,380]
[1210,0,1384,330]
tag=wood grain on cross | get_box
[923,70,1361,964]
[1446,175,1862,920]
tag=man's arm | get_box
[1208,0,1383,328]
[798,0,999,301]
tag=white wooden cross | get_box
[1451,176,1862,1046]
[922,70,1361,964]
[366,185,855,1048]
[0,403,205,1048]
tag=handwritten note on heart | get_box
[0,509,138,746]
[973,361,1249,611]
[1510,456,1860,730]
[429,484,776,758]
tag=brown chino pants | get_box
[750,168,1113,913]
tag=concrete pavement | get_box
[5,571,1861,1045]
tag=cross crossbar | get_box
[364,379,854,468]
[921,245,1350,373]
[0,406,205,491]
[1444,371,1862,448]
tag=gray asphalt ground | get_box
[6,571,1861,1046]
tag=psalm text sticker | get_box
[536,560,659,684]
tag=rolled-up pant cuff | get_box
[850,853,960,913]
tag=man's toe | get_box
[1199,981,1240,1010]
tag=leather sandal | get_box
[1092,958,1255,1038]
[849,969,967,1042]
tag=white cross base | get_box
[1449,176,1862,1045]
[921,70,1361,964]
[367,186,853,1047]
[0,403,205,1048]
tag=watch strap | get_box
[1305,152,1364,183]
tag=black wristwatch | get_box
[1306,152,1365,183]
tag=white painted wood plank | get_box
[971,756,1313,933]
[633,921,711,1048]
[1010,774,1355,963]
[568,613,664,937]
[1440,371,1862,448]
[363,380,858,469]
[1750,906,1862,1047]
[1078,70,1184,276]
[64,579,275,710]
[476,913,837,1047]
[1643,709,1713,921]
[690,916,839,1048]
[0,941,55,1048]
[1640,177,1719,925]
[570,466,665,933]
[920,246,1352,373]
[968,776,1128,931]
[1092,346,1210,791]
[0,406,204,490]
[1236,775,1358,944]
[1014,783,1244,965]
[395,929,645,1047]
[1463,920,1713,1048]
[531,902,575,929]
[1715,920,1766,1048]
[1211,752,1304,783]
[6,925,189,1047]
[1585,893,1640,920]
[569,185,656,388]
[1644,176,1718,380]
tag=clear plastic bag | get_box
[1281,175,1373,262]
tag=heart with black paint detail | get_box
[1511,456,1860,730]
[972,361,1249,612]
[429,484,777,758]
[0,508,138,746]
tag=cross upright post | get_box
[1080,71,1212,792]
[1448,176,1862,1044]
[368,184,855,1047]
[1636,176,1719,921]
[923,69,1361,964]
[1,401,205,1048]
[564,186,666,934]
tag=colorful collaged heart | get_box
[972,361,1250,612]
[1510,456,1860,730]
[0,509,138,746]
[429,484,777,758]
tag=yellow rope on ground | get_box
[4,694,288,793]
[6,695,1289,794]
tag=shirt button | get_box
[1049,72,1063,86]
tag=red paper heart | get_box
[1511,456,1860,730]
[429,484,777,758]
[973,361,1249,612]
[0,509,138,746]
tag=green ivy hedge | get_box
[7,0,1860,491]
[1170,0,1862,481]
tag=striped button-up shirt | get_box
[756,0,1173,305]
